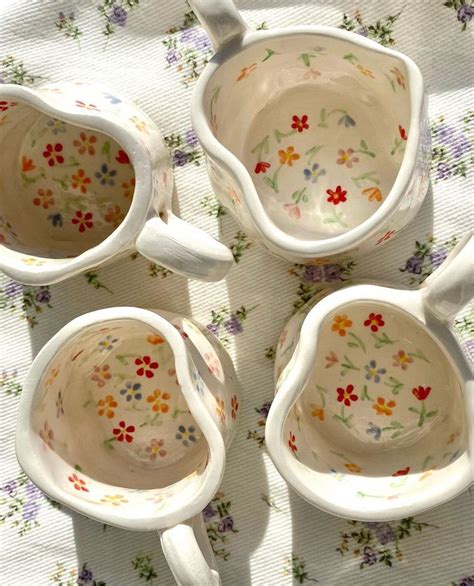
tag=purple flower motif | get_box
[302,265,323,283]
[4,281,23,298]
[3,480,17,497]
[404,255,423,274]
[180,28,197,43]
[374,523,395,545]
[166,50,179,65]
[172,150,189,167]
[109,5,128,27]
[77,564,94,585]
[257,401,272,420]
[452,136,470,159]
[202,503,216,521]
[207,323,219,336]
[35,287,51,304]
[338,114,356,127]
[25,482,42,499]
[361,545,377,565]
[194,32,211,51]
[458,577,474,586]
[224,316,243,335]
[436,124,456,144]
[366,422,381,440]
[457,3,474,24]
[217,516,234,532]
[324,264,342,282]
[436,161,452,180]
[22,499,41,522]
[463,339,474,359]
[356,27,369,37]
[185,129,199,148]
[48,213,63,227]
[430,248,448,268]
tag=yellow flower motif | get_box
[331,314,352,337]
[278,146,300,166]
[100,494,128,506]
[362,187,383,202]
[356,64,374,78]
[236,63,257,81]
[22,257,45,266]
[344,462,362,473]
[130,115,148,134]
[216,398,226,423]
[45,367,60,386]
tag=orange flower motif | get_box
[91,364,111,387]
[71,169,91,194]
[278,146,300,166]
[216,398,226,423]
[39,421,54,448]
[373,397,396,416]
[362,187,383,202]
[97,394,118,419]
[390,66,406,89]
[356,64,374,78]
[236,63,257,81]
[146,389,171,413]
[104,205,125,228]
[311,406,325,421]
[392,350,413,370]
[231,395,239,420]
[331,314,352,336]
[345,462,362,473]
[122,178,136,198]
[147,333,165,345]
[21,156,35,172]
[73,132,97,155]
[33,188,54,209]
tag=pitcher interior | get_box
[204,35,412,239]
[0,100,135,257]
[30,319,211,520]
[282,302,468,502]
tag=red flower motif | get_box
[254,161,271,174]
[113,420,135,443]
[364,312,385,332]
[115,150,130,164]
[68,473,89,492]
[42,143,64,167]
[71,210,93,233]
[336,384,358,407]
[376,229,396,245]
[392,466,410,477]
[412,386,431,401]
[0,100,17,112]
[288,432,297,453]
[291,114,309,133]
[231,394,239,420]
[75,100,99,111]
[135,355,159,378]
[399,125,407,140]
[326,185,347,205]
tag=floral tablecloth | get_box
[1,1,473,584]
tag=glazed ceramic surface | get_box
[266,235,473,520]
[0,82,233,284]
[190,0,431,262]
[16,308,240,585]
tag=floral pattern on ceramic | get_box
[191,6,430,262]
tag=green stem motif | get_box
[101,140,111,163]
[172,408,191,420]
[210,86,221,124]
[317,108,350,128]
[114,353,136,365]
[407,349,430,363]
[333,405,353,428]
[340,354,360,376]
[343,53,359,64]
[103,437,116,450]
[305,145,325,165]
[21,170,46,185]
[372,332,396,348]
[250,134,269,160]
[316,385,328,408]
[347,331,366,352]
[384,72,396,92]
[421,455,433,470]
[360,384,372,401]
[139,412,163,428]
[263,165,283,193]
[274,128,296,143]
[381,421,404,438]
[408,401,438,427]
[323,206,348,228]
[391,137,406,156]
[353,139,376,158]
[299,49,326,67]
[30,127,48,147]
[357,491,386,499]
[292,187,308,204]
[384,376,404,395]
[262,48,279,62]
[351,171,380,188]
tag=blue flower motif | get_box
[175,425,196,447]
[120,382,142,402]
[366,422,381,440]
[95,163,117,186]
[364,360,386,383]
[109,5,128,26]
[404,255,423,274]
[303,163,326,183]
[48,213,63,227]
[192,368,204,394]
[338,114,356,127]
[103,93,122,105]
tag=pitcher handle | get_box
[135,214,233,282]
[160,515,221,586]
[188,0,250,50]
[421,232,474,321]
